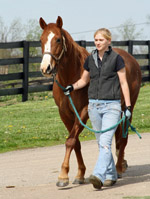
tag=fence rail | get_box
[0,40,150,101]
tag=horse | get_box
[39,16,141,187]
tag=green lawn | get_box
[131,83,150,133]
[0,83,150,153]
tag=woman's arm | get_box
[64,70,90,96]
[117,67,131,107]
[73,70,90,90]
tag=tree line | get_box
[0,16,150,75]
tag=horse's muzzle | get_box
[41,65,56,76]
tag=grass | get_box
[0,92,94,153]
[131,83,150,133]
[0,83,150,153]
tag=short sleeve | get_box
[83,56,90,71]
[116,55,125,71]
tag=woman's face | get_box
[94,33,111,52]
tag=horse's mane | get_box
[62,28,89,60]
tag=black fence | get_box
[0,40,150,102]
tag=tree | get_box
[23,19,42,71]
[117,18,143,40]
[146,15,150,23]
[0,17,24,42]
[23,19,42,58]
[0,17,42,43]
[24,19,42,41]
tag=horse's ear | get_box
[39,17,47,29]
[56,16,63,29]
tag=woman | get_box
[64,28,131,189]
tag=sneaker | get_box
[89,175,103,189]
[103,179,116,187]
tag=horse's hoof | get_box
[56,179,69,187]
[122,160,128,172]
[117,173,122,178]
[72,178,85,185]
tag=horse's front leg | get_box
[56,131,86,187]
[56,136,76,187]
[56,105,88,187]
[72,138,86,184]
[56,124,86,187]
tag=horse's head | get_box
[39,16,67,77]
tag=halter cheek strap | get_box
[43,34,67,63]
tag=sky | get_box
[1,0,150,41]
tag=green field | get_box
[0,83,150,153]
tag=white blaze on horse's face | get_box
[40,32,55,75]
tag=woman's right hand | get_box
[64,85,74,96]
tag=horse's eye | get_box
[56,38,61,43]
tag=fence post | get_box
[22,41,29,102]
[148,40,150,81]
[78,40,86,48]
[128,40,133,55]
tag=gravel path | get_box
[0,133,150,199]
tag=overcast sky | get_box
[1,0,150,41]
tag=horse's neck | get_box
[57,55,81,86]
[57,35,84,86]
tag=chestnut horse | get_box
[39,16,141,187]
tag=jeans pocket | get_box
[108,102,121,112]
[88,103,97,122]
[107,103,121,118]
[88,102,96,113]
[88,103,93,118]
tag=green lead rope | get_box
[55,79,142,139]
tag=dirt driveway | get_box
[0,133,150,199]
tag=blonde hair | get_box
[94,28,112,41]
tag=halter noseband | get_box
[43,34,67,63]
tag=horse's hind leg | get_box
[72,108,89,184]
[115,125,128,177]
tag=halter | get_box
[43,33,67,63]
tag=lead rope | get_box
[55,79,142,139]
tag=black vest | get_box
[88,48,121,100]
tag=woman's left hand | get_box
[124,106,131,119]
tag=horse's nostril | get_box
[46,65,51,74]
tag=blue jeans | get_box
[88,99,121,184]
